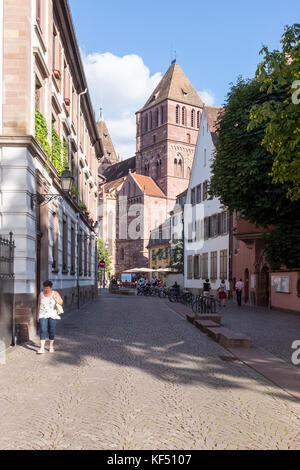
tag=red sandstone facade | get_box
[115,63,203,275]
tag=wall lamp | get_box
[31,169,74,208]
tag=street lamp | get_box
[30,168,74,208]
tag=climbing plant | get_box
[63,140,68,170]
[35,109,50,157]
[51,129,63,175]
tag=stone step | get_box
[186,314,195,324]
[206,327,252,349]
[195,320,220,333]
[194,314,222,325]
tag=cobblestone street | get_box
[1,292,300,450]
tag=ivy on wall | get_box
[35,109,51,157]
[63,141,68,170]
[51,129,63,175]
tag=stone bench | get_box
[110,290,135,296]
[194,320,220,333]
[194,314,222,325]
[206,327,252,349]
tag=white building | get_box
[184,106,230,293]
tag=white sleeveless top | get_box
[39,292,60,320]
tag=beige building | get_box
[0,0,102,342]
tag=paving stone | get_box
[0,294,299,450]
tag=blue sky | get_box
[69,0,300,158]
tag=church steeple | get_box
[139,62,204,113]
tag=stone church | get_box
[98,61,203,277]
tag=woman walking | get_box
[37,280,63,354]
[218,280,227,307]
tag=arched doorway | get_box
[259,266,270,306]
[244,269,249,303]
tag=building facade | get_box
[0,0,101,341]
[184,106,230,294]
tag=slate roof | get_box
[100,156,136,183]
[139,62,204,112]
[131,174,166,198]
[97,120,119,164]
[204,106,223,147]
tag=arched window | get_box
[161,106,164,124]
[144,114,148,132]
[155,109,159,127]
[120,248,125,260]
[174,158,178,176]
[150,111,152,130]
[197,111,201,128]
[178,159,183,177]
[191,109,195,127]
[182,107,186,126]
[187,133,191,144]
[176,105,180,124]
[156,158,162,179]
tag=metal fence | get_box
[0,232,15,352]
[0,232,15,279]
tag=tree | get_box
[249,24,300,201]
[209,76,300,268]
[98,239,112,274]
[169,240,184,273]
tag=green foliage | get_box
[51,129,63,175]
[63,141,68,170]
[263,221,300,270]
[98,238,112,273]
[79,201,87,211]
[249,24,300,201]
[169,240,184,273]
[209,60,300,268]
[35,110,50,157]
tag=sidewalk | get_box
[164,299,300,401]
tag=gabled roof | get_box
[104,177,125,193]
[131,174,166,198]
[204,106,223,147]
[139,62,204,112]
[101,156,136,183]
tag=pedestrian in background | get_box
[203,279,211,298]
[218,280,227,307]
[37,280,63,354]
[235,279,244,307]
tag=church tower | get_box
[136,61,203,201]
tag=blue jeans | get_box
[39,318,57,341]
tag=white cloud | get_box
[82,52,162,159]
[198,89,216,106]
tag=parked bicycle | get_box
[191,294,217,314]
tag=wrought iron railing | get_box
[0,232,15,279]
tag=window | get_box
[174,159,177,176]
[187,133,191,144]
[150,112,152,130]
[210,214,218,237]
[84,235,87,277]
[156,159,162,178]
[52,211,59,273]
[120,248,125,260]
[155,109,159,127]
[187,255,193,279]
[188,223,194,243]
[220,250,228,280]
[191,188,196,206]
[196,185,202,204]
[191,109,195,127]
[194,255,201,279]
[210,252,218,280]
[197,111,201,128]
[35,76,44,114]
[176,105,180,124]
[178,159,183,177]
[161,106,164,124]
[71,222,75,275]
[88,238,92,277]
[204,218,210,240]
[144,114,148,132]
[62,215,68,274]
[153,135,156,144]
[182,107,186,126]
[36,0,42,29]
[201,253,208,279]
[203,181,208,200]
[79,230,83,275]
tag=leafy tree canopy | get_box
[98,239,112,273]
[249,24,300,201]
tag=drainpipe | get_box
[76,89,87,309]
